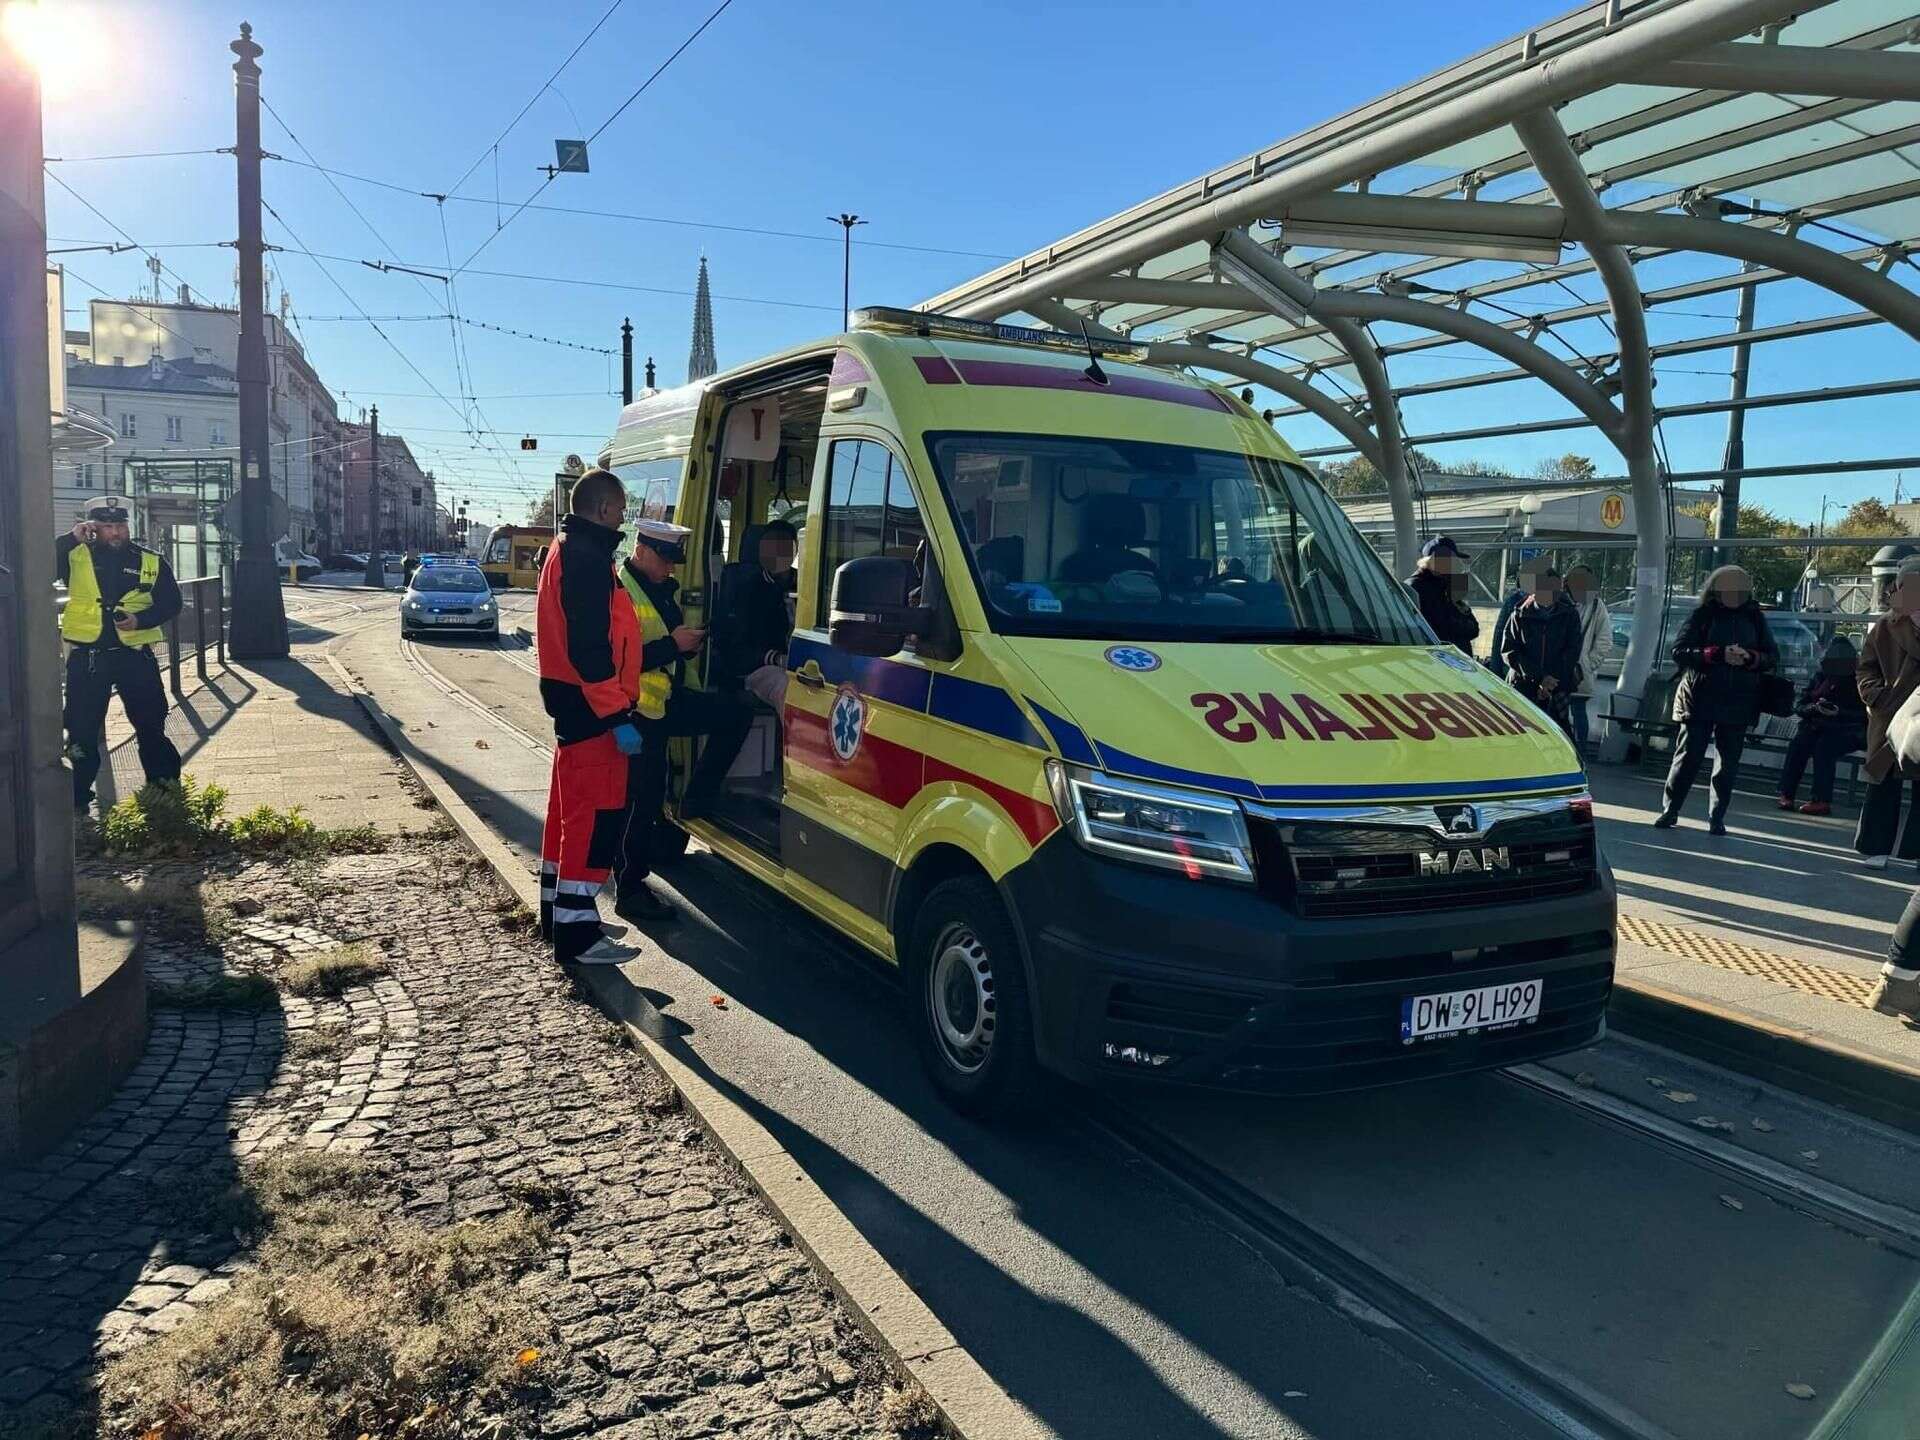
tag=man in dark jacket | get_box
[58,496,184,812]
[711,520,797,708]
[1408,534,1479,657]
[1499,568,1582,737]
[1654,564,1778,835]
[1486,555,1549,679]
[1779,635,1866,815]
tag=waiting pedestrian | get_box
[1499,567,1581,736]
[535,470,647,965]
[57,497,184,814]
[1653,565,1778,835]
[1565,564,1613,754]
[1486,554,1548,680]
[1409,535,1479,657]
[1872,889,1920,1022]
[1777,635,1866,816]
[1855,558,1920,869]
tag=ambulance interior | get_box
[691,367,826,856]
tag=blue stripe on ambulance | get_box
[789,635,1047,749]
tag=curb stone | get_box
[322,652,1042,1440]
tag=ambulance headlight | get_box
[1046,761,1254,883]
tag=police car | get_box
[399,557,499,639]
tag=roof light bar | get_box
[855,306,1148,360]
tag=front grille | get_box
[1254,811,1598,919]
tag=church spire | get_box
[687,256,717,382]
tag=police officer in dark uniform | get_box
[57,497,183,812]
[614,518,754,922]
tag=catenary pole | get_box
[227,23,288,658]
[363,406,383,587]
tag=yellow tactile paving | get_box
[1618,913,1877,1008]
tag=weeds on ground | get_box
[282,941,389,998]
[492,894,537,935]
[100,776,228,855]
[99,776,388,859]
[285,1022,354,1062]
[75,873,229,944]
[148,973,278,1010]
[88,1150,562,1440]
[880,1382,942,1438]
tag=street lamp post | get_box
[828,213,866,330]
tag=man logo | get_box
[1419,847,1511,877]
[1441,804,1480,836]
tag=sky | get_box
[33,0,1920,531]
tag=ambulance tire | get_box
[910,876,1041,1119]
[649,818,692,867]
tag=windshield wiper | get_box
[1264,626,1386,645]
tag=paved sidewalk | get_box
[7,643,909,1436]
[97,654,432,833]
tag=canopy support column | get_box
[1211,229,1416,578]
[1515,108,1664,765]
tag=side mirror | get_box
[830,555,930,657]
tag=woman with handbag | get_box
[1653,565,1778,836]
[1855,559,1920,869]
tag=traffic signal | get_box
[520,436,538,451]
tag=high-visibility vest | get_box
[617,568,674,720]
[62,545,164,647]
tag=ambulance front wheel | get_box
[910,876,1041,1119]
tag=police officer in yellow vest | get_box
[613,517,753,922]
[58,497,184,812]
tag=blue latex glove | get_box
[611,722,644,756]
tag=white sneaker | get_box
[571,936,641,966]
[1864,854,1890,870]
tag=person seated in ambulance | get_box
[711,520,797,712]
[1057,492,1159,585]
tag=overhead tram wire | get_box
[267,153,1012,262]
[42,169,225,329]
[258,96,485,441]
[450,0,740,281]
[45,147,228,163]
[441,0,626,203]
[258,198,531,500]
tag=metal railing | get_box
[164,575,226,699]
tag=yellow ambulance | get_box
[601,308,1614,1117]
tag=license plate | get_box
[431,612,465,623]
[1400,978,1542,1043]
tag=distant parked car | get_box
[1597,600,1816,683]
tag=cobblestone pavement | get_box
[0,837,904,1438]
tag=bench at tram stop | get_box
[1597,678,1868,808]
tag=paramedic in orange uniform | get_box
[535,470,646,965]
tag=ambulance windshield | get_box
[926,432,1429,645]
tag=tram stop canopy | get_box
[919,0,1920,753]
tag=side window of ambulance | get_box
[818,439,925,614]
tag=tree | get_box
[528,493,557,528]
[1815,498,1910,577]
[1534,453,1598,484]
[1314,449,1510,496]
[1677,499,1807,602]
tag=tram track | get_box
[377,615,1920,1440]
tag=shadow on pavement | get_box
[619,852,1496,1440]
